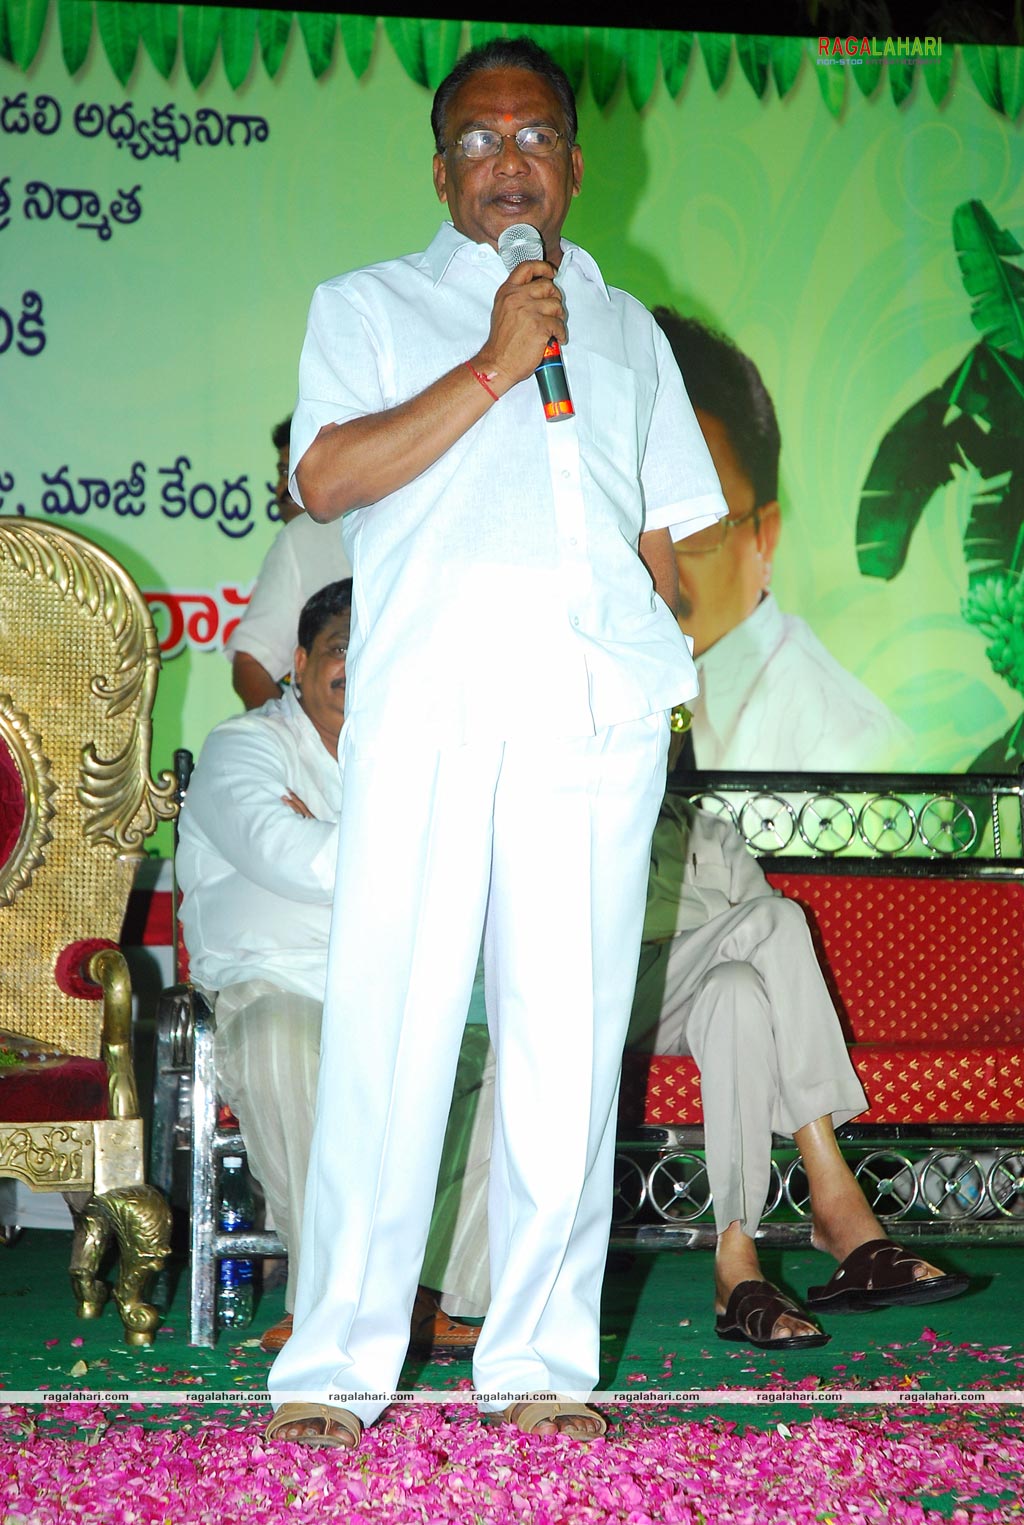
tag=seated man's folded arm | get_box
[182,725,337,902]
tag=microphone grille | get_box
[497,223,544,272]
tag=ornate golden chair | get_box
[0,517,177,1343]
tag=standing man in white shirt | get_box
[227,417,352,710]
[652,312,910,772]
[267,37,727,1449]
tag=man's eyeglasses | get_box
[675,505,762,556]
[448,125,566,159]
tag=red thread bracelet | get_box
[466,362,499,402]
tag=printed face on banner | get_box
[676,410,781,658]
[433,67,584,260]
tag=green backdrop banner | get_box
[3,6,1023,850]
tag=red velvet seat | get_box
[621,874,1024,1128]
[0,1054,109,1123]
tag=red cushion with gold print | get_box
[620,873,1024,1129]
[624,1044,1024,1127]
[765,874,1024,1044]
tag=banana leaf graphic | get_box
[857,200,1024,770]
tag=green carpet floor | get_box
[1,1230,1020,1431]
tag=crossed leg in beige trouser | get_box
[423,895,952,1342]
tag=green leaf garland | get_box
[8,0,48,70]
[815,53,847,116]
[137,0,176,77]
[660,30,692,97]
[0,6,1020,127]
[298,7,334,79]
[698,31,731,91]
[736,32,769,97]
[421,17,462,90]
[221,5,256,88]
[770,35,804,97]
[384,14,426,87]
[57,0,92,73]
[962,44,1003,114]
[526,26,585,93]
[181,1,221,87]
[625,26,659,111]
[585,26,627,107]
[257,8,292,80]
[95,0,139,84]
[339,12,374,78]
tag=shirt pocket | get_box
[569,349,655,485]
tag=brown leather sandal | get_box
[407,1286,481,1355]
[715,1279,830,1350]
[259,1313,293,1354]
[265,1402,362,1449]
[806,1238,970,1313]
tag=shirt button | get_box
[568,536,578,546]
[561,469,571,479]
[572,615,580,627]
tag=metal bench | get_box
[612,767,1024,1251]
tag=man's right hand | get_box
[473,260,567,397]
[297,261,570,522]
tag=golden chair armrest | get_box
[88,946,140,1123]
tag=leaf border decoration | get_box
[3,6,1017,121]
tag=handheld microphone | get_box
[496,223,574,423]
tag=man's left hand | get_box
[282,790,315,819]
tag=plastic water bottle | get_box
[217,1155,255,1329]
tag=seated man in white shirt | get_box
[226,419,352,710]
[426,794,969,1348]
[178,579,476,1354]
[651,312,910,772]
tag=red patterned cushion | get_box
[0,1056,109,1122]
[620,873,1024,1129]
[624,1045,1024,1127]
[765,874,1024,1044]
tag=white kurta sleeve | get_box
[182,722,337,902]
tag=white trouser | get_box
[268,712,669,1423]
[423,894,870,1312]
[213,981,321,1314]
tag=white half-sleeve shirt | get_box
[225,513,352,683]
[291,221,728,747]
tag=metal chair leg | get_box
[189,990,219,1348]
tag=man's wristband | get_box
[466,361,499,403]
